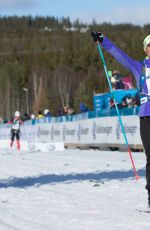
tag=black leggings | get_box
[11,129,20,141]
[140,117,150,191]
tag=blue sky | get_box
[0,0,149,25]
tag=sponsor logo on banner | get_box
[77,124,81,141]
[116,120,121,140]
[65,128,76,136]
[77,124,89,141]
[92,121,112,140]
[51,125,54,140]
[38,126,40,138]
[96,125,112,135]
[92,121,96,140]
[62,125,76,140]
[63,125,66,141]
[54,130,60,136]
[51,126,60,141]
[124,124,137,135]
[39,127,50,136]
[116,120,137,140]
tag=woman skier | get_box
[91,32,150,207]
[10,111,23,150]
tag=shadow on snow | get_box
[0,168,145,189]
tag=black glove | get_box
[91,31,104,43]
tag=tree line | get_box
[0,16,149,118]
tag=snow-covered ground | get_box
[0,148,149,230]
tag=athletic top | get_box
[101,36,150,117]
[11,118,22,131]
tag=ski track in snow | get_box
[0,148,149,230]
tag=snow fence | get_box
[0,115,143,151]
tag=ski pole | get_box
[95,41,140,181]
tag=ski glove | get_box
[91,31,103,43]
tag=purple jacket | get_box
[102,36,150,117]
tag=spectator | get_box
[111,70,124,90]
[122,75,134,89]
[63,106,69,115]
[37,110,44,119]
[80,102,88,113]
[0,116,3,124]
[125,94,134,108]
[118,94,135,109]
[57,109,64,116]
[31,114,36,125]
[134,92,140,105]
[118,97,127,109]
[31,114,35,119]
[22,113,30,121]
[3,118,8,124]
[68,108,74,115]
[109,98,115,109]
[44,109,51,117]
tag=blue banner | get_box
[93,89,138,112]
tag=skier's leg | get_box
[10,130,15,147]
[16,140,20,150]
[140,117,150,205]
[16,131,20,151]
